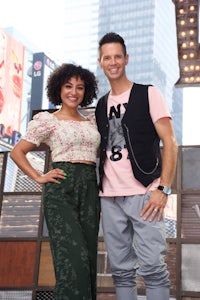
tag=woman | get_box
[10,63,101,300]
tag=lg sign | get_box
[33,61,43,77]
[34,61,42,70]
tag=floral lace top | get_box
[23,111,100,163]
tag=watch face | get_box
[163,186,171,195]
[158,185,171,195]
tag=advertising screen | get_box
[0,29,24,141]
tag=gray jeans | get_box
[101,193,170,300]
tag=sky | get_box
[183,87,200,145]
[1,0,200,145]
[0,0,65,61]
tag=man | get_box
[95,32,178,300]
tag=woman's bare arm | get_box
[10,139,66,184]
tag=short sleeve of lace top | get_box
[22,111,54,147]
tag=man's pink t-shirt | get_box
[99,85,171,197]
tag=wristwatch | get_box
[157,185,171,195]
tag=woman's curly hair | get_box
[46,63,98,107]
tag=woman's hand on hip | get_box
[36,168,67,184]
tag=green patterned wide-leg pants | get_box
[43,162,100,300]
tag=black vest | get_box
[95,83,162,191]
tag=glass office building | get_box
[63,0,99,73]
[97,0,180,104]
[63,0,183,144]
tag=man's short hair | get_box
[98,32,127,56]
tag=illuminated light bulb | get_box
[189,6,195,11]
[182,43,187,48]
[183,54,187,59]
[181,31,186,37]
[179,8,184,14]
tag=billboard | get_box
[29,53,57,120]
[0,29,24,142]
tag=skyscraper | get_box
[63,0,99,73]
[63,0,183,144]
[97,0,180,104]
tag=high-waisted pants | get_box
[43,162,100,300]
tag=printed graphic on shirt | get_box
[107,103,128,162]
